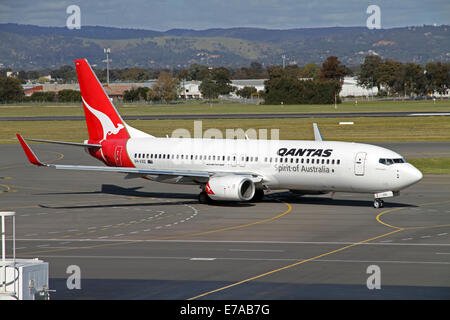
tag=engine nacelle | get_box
[206,176,255,201]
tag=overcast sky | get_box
[0,0,449,30]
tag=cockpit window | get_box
[379,158,406,165]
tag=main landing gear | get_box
[373,198,384,208]
[198,191,211,204]
[251,189,265,202]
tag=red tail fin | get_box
[75,59,130,142]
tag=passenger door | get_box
[354,152,366,176]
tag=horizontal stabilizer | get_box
[16,134,46,166]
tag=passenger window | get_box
[337,160,340,165]
[331,159,335,164]
[306,159,310,164]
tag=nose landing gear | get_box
[373,198,384,208]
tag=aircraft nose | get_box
[404,164,423,186]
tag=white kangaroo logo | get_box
[83,97,125,142]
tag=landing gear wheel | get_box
[373,199,384,208]
[198,191,210,204]
[251,189,265,202]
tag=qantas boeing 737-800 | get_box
[17,59,423,208]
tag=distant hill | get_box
[0,23,449,70]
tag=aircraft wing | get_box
[16,134,263,182]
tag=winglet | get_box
[313,123,323,141]
[16,134,46,166]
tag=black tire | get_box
[198,191,210,204]
[251,189,265,202]
[374,199,381,208]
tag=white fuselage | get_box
[125,137,423,194]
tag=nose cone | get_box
[402,164,423,188]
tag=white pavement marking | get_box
[409,113,450,116]
[190,258,216,261]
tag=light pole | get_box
[103,48,111,85]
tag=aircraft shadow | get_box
[38,184,254,209]
[267,191,416,208]
[36,185,415,209]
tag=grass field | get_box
[1,99,449,117]
[2,116,450,144]
[408,158,450,175]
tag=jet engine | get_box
[206,176,255,201]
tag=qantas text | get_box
[277,148,333,157]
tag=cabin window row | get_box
[266,157,341,165]
[134,153,341,165]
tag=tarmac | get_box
[0,143,449,299]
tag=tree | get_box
[50,65,76,82]
[375,59,404,95]
[402,63,426,95]
[299,63,320,79]
[212,67,233,95]
[30,91,56,102]
[123,87,150,102]
[236,86,257,98]
[0,76,24,102]
[199,78,218,99]
[358,55,382,89]
[319,56,346,83]
[121,68,151,82]
[180,64,210,81]
[151,72,179,102]
[425,62,450,95]
[58,89,81,102]
[263,67,340,105]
